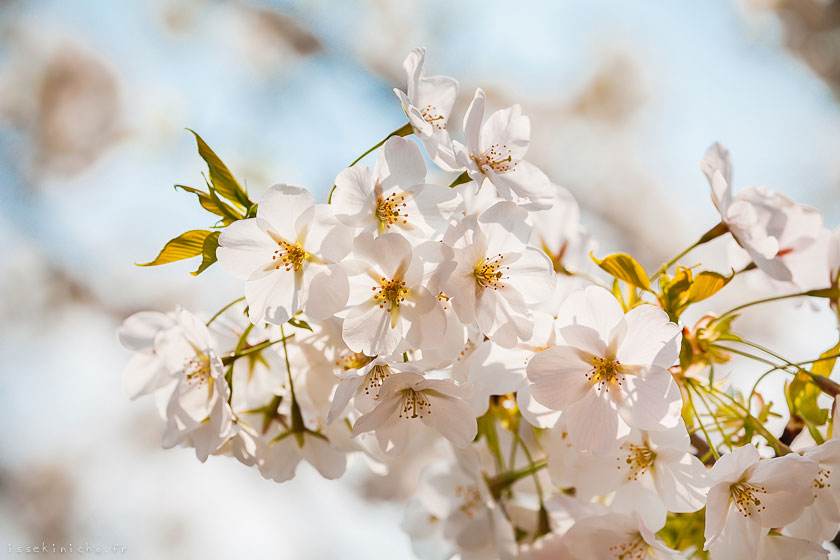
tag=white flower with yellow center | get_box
[327,355,396,424]
[332,136,460,239]
[561,513,682,560]
[351,370,476,456]
[393,47,460,172]
[402,449,517,560]
[341,232,449,357]
[784,439,840,543]
[526,286,682,455]
[154,307,234,462]
[564,423,709,531]
[703,444,819,560]
[217,184,352,325]
[443,201,555,348]
[454,88,553,209]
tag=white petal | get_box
[505,246,555,304]
[462,89,485,157]
[342,300,402,356]
[654,452,710,513]
[300,434,346,479]
[421,394,477,448]
[375,136,426,190]
[217,218,275,280]
[304,264,348,320]
[332,165,376,227]
[526,346,593,410]
[703,483,732,547]
[564,389,628,455]
[244,268,297,325]
[700,142,733,213]
[615,304,681,368]
[123,352,170,400]
[479,104,529,162]
[352,392,403,436]
[556,286,624,342]
[617,366,682,431]
[118,311,173,351]
[257,184,315,241]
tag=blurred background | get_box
[1,0,840,557]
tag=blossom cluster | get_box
[119,48,840,559]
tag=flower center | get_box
[421,104,446,130]
[617,442,656,481]
[436,291,450,310]
[473,143,516,174]
[399,389,432,419]
[454,485,482,520]
[372,277,409,313]
[587,356,625,391]
[272,240,308,271]
[184,354,211,387]
[474,254,508,290]
[376,191,409,231]
[812,467,832,499]
[730,481,767,517]
[335,352,372,372]
[364,365,391,397]
[608,534,648,560]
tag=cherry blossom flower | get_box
[331,136,460,239]
[703,444,819,559]
[701,143,823,283]
[454,88,553,209]
[561,513,682,560]
[154,307,235,461]
[327,355,397,424]
[527,286,682,454]
[341,232,449,356]
[443,201,555,348]
[564,422,709,530]
[401,449,517,560]
[217,184,352,325]
[785,439,840,543]
[351,370,476,455]
[393,47,459,171]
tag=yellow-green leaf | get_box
[686,270,733,304]
[812,338,840,377]
[191,231,221,276]
[788,373,829,426]
[138,230,213,267]
[175,184,242,224]
[187,129,251,208]
[591,252,651,292]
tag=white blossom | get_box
[352,370,476,455]
[454,88,553,209]
[527,286,682,454]
[217,184,352,325]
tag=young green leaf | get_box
[175,184,243,224]
[787,373,829,426]
[812,338,840,377]
[288,317,313,331]
[187,129,252,209]
[138,230,214,267]
[191,231,221,276]
[591,252,652,292]
[685,270,733,304]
